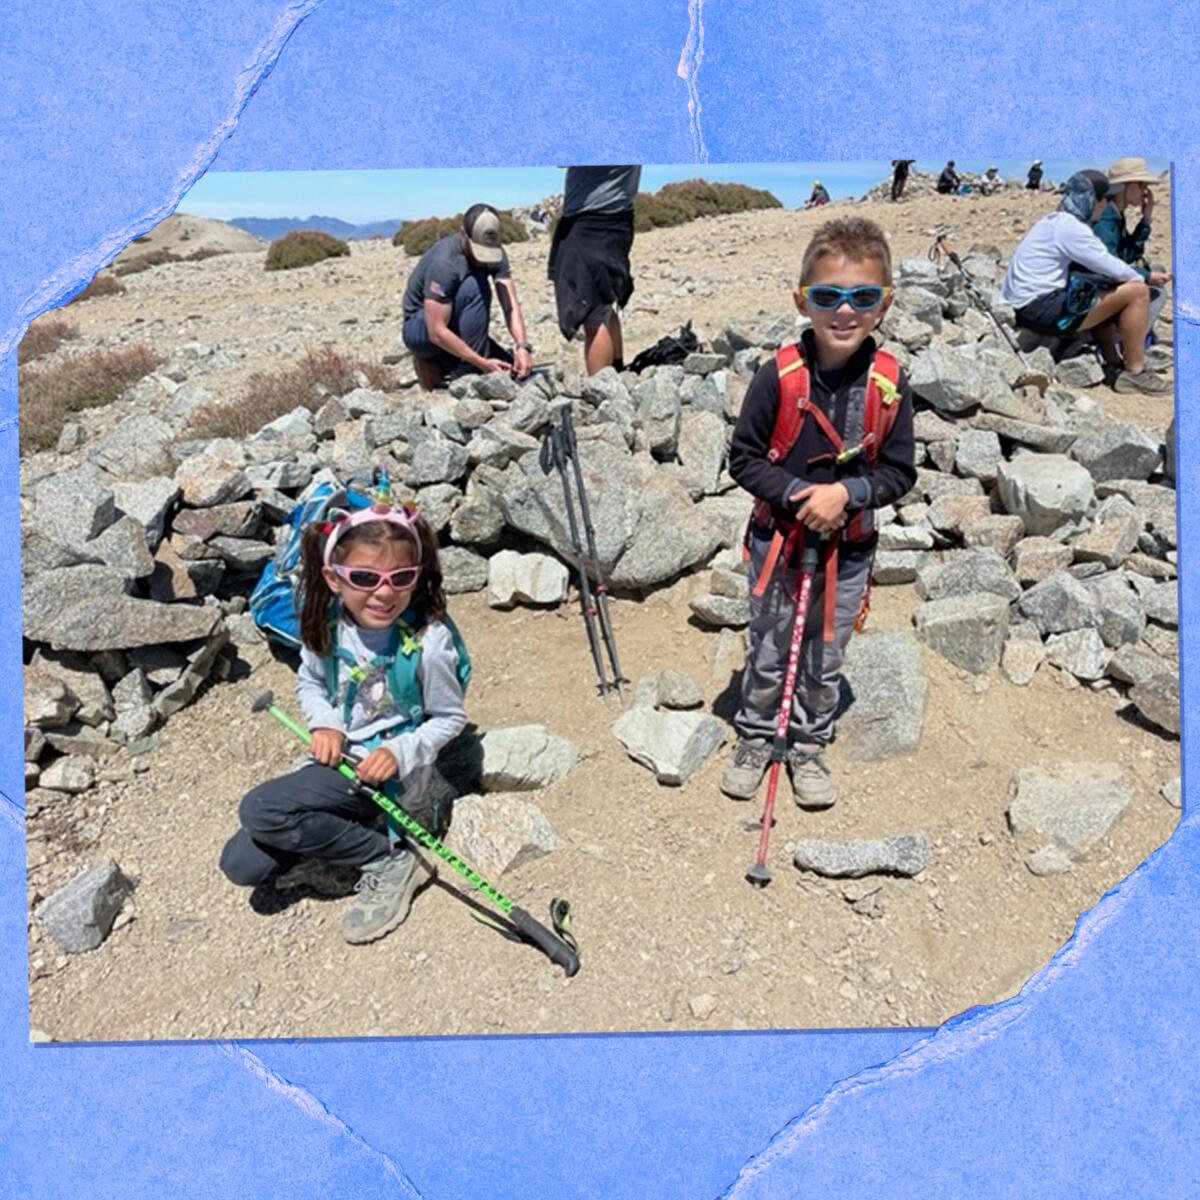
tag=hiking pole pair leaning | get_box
[746,533,823,889]
[248,691,581,977]
[928,233,1031,368]
[539,399,627,703]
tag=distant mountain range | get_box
[228,215,401,242]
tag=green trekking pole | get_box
[248,691,580,977]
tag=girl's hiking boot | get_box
[720,738,772,799]
[341,849,434,945]
[788,745,835,809]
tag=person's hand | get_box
[1141,187,1155,219]
[788,483,850,534]
[481,357,512,374]
[1148,269,1171,287]
[310,727,345,767]
[355,746,399,787]
[513,347,533,378]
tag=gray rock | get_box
[174,440,251,508]
[839,632,928,760]
[581,367,631,408]
[449,482,505,546]
[1054,354,1105,388]
[872,550,932,585]
[954,429,1003,483]
[1143,582,1178,628]
[676,410,727,495]
[446,792,563,878]
[208,536,273,572]
[997,454,1094,535]
[962,515,1025,556]
[1026,844,1074,876]
[30,587,222,654]
[1085,573,1146,648]
[633,369,683,459]
[1001,637,1045,686]
[407,437,470,485]
[972,413,1076,453]
[23,664,80,729]
[926,494,993,537]
[1072,515,1141,570]
[412,483,461,537]
[1045,629,1110,680]
[86,514,156,580]
[35,472,115,543]
[1107,643,1172,687]
[1141,623,1178,663]
[683,352,726,375]
[154,627,231,719]
[25,725,46,763]
[896,285,945,330]
[1129,672,1180,736]
[878,524,935,552]
[439,546,489,594]
[915,547,1021,603]
[912,411,960,444]
[494,388,551,437]
[479,725,579,791]
[793,834,931,878]
[1071,423,1161,482]
[926,440,956,473]
[1018,569,1102,636]
[39,755,96,794]
[30,650,113,725]
[89,415,176,479]
[914,592,1010,674]
[23,565,135,641]
[611,707,727,785]
[470,372,521,403]
[656,668,704,710]
[1012,536,1074,585]
[451,396,495,431]
[910,343,1008,414]
[1007,763,1134,858]
[34,861,135,953]
[688,593,750,628]
[172,500,263,542]
[487,550,569,608]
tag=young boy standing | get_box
[722,218,917,809]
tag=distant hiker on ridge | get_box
[548,165,641,375]
[401,203,533,391]
[804,180,831,208]
[936,160,961,195]
[890,159,915,202]
[1026,160,1044,190]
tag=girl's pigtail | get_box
[299,523,335,655]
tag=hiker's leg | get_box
[583,305,621,374]
[734,531,799,742]
[237,764,389,871]
[1089,318,1123,367]
[403,310,455,391]
[1078,279,1149,373]
[219,827,300,887]
[790,551,871,745]
[413,356,445,391]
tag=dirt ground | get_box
[24,180,1180,1041]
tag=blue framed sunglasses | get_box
[801,284,892,311]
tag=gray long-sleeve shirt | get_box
[296,615,468,801]
[999,210,1143,309]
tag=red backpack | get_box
[745,342,902,638]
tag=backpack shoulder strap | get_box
[768,342,811,464]
[864,349,902,465]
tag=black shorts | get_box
[1014,286,1091,336]
[547,210,635,340]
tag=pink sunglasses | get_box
[330,563,423,592]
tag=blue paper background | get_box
[1,3,1196,1195]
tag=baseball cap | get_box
[463,203,504,265]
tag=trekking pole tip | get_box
[745,862,772,888]
[248,689,275,713]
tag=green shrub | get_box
[114,247,182,276]
[264,229,351,271]
[18,343,161,454]
[18,319,78,365]
[182,247,228,263]
[392,210,530,257]
[634,178,782,231]
[69,273,125,304]
[188,344,394,439]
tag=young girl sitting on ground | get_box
[220,485,469,945]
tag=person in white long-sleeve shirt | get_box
[999,170,1168,394]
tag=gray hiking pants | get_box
[734,528,873,747]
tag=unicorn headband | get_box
[321,472,421,567]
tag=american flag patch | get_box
[429,280,446,297]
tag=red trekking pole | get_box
[746,534,822,888]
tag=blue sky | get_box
[178,158,1172,223]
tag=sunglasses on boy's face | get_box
[331,564,423,592]
[801,285,892,311]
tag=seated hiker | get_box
[401,203,533,391]
[722,217,916,811]
[1093,156,1172,345]
[221,483,470,945]
[805,180,831,208]
[1026,159,1045,190]
[936,160,960,194]
[548,165,641,375]
[890,159,915,202]
[999,169,1168,394]
[979,166,1003,196]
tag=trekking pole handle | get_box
[508,906,581,977]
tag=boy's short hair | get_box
[800,217,893,285]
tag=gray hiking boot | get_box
[341,849,433,945]
[720,738,772,800]
[788,744,835,810]
[1114,368,1171,395]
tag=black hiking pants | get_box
[219,764,391,886]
